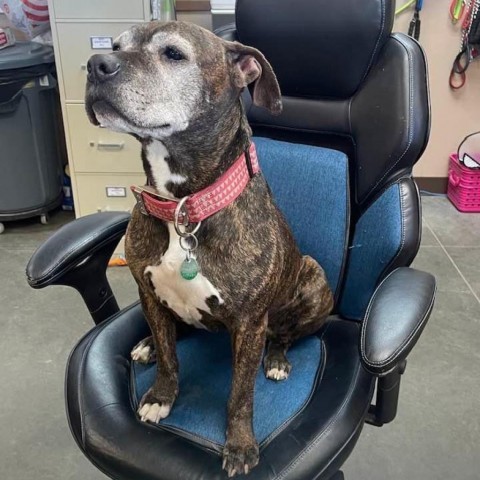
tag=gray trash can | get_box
[0,42,65,233]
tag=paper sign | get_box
[90,36,113,49]
[106,187,127,198]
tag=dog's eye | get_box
[112,44,120,52]
[164,47,184,61]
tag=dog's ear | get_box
[226,41,282,115]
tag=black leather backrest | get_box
[219,0,430,216]
[236,0,395,99]
[350,33,430,207]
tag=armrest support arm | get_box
[360,267,436,375]
[26,212,131,324]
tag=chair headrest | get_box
[236,0,395,99]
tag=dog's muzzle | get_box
[87,54,120,84]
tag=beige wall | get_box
[394,0,480,178]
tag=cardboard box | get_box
[0,26,15,49]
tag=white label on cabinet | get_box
[90,36,113,50]
[106,186,127,198]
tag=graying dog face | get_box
[85,21,282,139]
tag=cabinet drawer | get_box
[56,22,140,101]
[66,104,143,174]
[52,0,147,20]
[75,173,145,217]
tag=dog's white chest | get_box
[145,224,224,328]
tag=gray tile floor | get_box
[0,196,479,480]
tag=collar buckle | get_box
[131,186,148,216]
[131,185,177,216]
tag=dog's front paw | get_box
[222,441,259,477]
[138,388,174,424]
[138,402,171,423]
[131,336,156,363]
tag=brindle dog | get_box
[85,21,333,477]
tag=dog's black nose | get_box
[87,54,120,83]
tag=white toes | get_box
[131,345,152,362]
[266,367,279,380]
[266,367,289,381]
[138,402,171,423]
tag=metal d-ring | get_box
[179,234,199,252]
[174,196,201,237]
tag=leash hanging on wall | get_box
[395,0,424,41]
[450,0,466,23]
[449,0,480,89]
[408,0,423,40]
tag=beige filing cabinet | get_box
[48,0,150,230]
[48,0,211,256]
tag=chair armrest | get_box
[26,212,131,324]
[360,267,436,375]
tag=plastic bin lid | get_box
[0,42,54,71]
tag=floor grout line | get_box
[422,218,441,247]
[425,222,480,306]
[435,246,480,249]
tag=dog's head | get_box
[85,21,281,139]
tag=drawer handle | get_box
[97,207,131,213]
[80,64,87,70]
[90,141,125,151]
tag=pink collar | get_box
[131,143,259,224]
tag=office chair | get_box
[26,1,435,478]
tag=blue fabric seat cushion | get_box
[133,330,322,447]
[254,137,349,294]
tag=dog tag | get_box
[180,257,199,280]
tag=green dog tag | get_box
[180,257,199,280]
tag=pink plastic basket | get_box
[447,154,480,213]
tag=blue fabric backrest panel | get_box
[339,183,403,320]
[133,330,322,447]
[253,137,349,294]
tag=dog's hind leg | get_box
[131,322,196,364]
[264,340,291,381]
[265,255,333,381]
